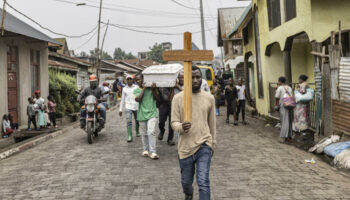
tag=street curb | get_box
[0,123,79,161]
[0,103,119,161]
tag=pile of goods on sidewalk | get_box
[308,134,350,169]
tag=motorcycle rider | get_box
[78,74,106,129]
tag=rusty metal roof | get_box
[228,4,252,38]
[217,7,246,46]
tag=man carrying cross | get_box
[171,66,216,200]
[165,32,216,200]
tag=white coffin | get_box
[142,64,183,87]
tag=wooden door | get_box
[7,46,18,123]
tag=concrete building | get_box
[217,7,246,72]
[0,8,60,125]
[230,0,350,123]
[48,51,91,90]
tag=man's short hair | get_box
[192,66,202,75]
[278,76,286,83]
[135,73,143,78]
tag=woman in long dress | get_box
[293,75,309,132]
[34,90,46,128]
[275,77,293,143]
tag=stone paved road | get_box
[1,108,350,200]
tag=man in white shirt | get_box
[119,75,139,142]
[201,79,210,93]
[236,78,247,125]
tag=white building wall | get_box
[0,36,49,127]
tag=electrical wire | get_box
[204,0,217,39]
[74,24,106,50]
[52,0,216,19]
[102,21,216,36]
[109,21,200,29]
[169,0,199,10]
[188,0,217,40]
[5,1,98,38]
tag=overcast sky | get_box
[3,0,250,57]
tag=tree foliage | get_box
[49,69,80,118]
[113,48,136,60]
[148,43,165,63]
[88,49,112,60]
[79,51,88,57]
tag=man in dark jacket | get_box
[158,87,175,145]
[78,75,106,128]
[225,78,238,125]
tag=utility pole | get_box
[199,0,206,50]
[96,0,103,79]
[220,47,225,72]
[100,20,110,60]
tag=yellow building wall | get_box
[265,43,284,84]
[240,0,349,116]
[311,0,350,43]
[291,43,314,84]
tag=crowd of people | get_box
[117,67,216,199]
[1,90,57,138]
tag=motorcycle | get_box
[81,95,105,144]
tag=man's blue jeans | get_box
[80,103,106,122]
[125,109,139,129]
[179,143,212,200]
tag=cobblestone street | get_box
[1,108,350,200]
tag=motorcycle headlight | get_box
[86,104,95,112]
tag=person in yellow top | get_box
[171,66,216,200]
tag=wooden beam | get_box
[310,51,329,58]
[311,42,322,135]
[321,46,333,136]
[163,50,214,62]
[339,21,343,56]
[184,32,192,122]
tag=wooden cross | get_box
[163,32,214,122]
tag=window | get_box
[31,50,40,94]
[285,0,296,21]
[232,41,243,55]
[267,0,281,30]
[200,68,212,81]
[243,26,249,45]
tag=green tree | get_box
[148,43,165,63]
[79,51,89,57]
[113,48,136,60]
[125,52,136,59]
[113,48,124,59]
[89,48,112,60]
[101,51,112,60]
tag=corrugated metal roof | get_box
[0,8,60,45]
[339,57,350,102]
[228,3,252,38]
[217,7,246,44]
[102,60,139,73]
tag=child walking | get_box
[27,97,38,131]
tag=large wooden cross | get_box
[163,32,214,122]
